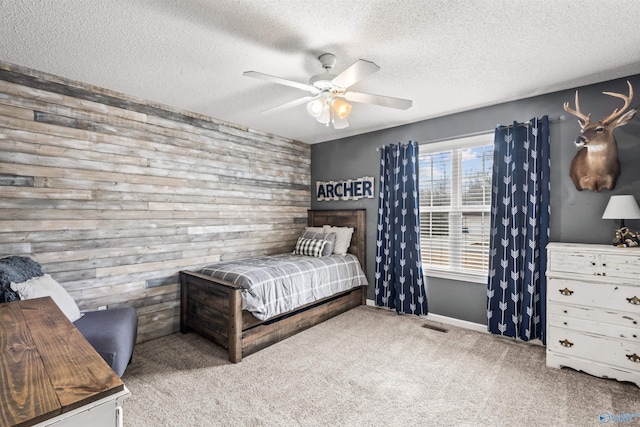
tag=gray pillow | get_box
[302,230,337,257]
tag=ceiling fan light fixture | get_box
[316,103,331,125]
[332,115,349,129]
[306,98,324,118]
[245,53,412,131]
[332,98,352,119]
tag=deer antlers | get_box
[563,81,634,127]
[602,81,634,124]
[563,91,590,127]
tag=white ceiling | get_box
[2,0,640,144]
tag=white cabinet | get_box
[34,387,131,427]
[546,243,640,387]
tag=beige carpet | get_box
[122,306,640,426]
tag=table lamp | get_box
[602,195,640,246]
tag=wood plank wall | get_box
[0,61,310,343]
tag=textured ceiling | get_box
[2,0,640,144]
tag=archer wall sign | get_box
[316,177,375,201]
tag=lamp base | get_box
[612,226,640,247]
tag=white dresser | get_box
[546,242,640,387]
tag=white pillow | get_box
[323,225,354,256]
[11,274,82,322]
[305,226,325,234]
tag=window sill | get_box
[424,268,487,284]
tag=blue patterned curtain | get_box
[487,116,550,343]
[375,141,428,315]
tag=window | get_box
[418,133,494,283]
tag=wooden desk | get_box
[0,297,130,427]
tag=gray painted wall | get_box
[311,75,640,325]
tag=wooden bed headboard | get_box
[307,209,366,270]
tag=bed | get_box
[179,209,367,363]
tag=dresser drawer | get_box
[547,252,598,275]
[548,326,640,373]
[547,245,640,281]
[548,278,640,313]
[602,252,640,281]
[548,306,640,342]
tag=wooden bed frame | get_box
[179,209,367,363]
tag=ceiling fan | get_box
[243,53,412,129]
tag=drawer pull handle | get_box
[626,353,640,363]
[559,288,574,296]
[627,296,640,305]
[559,339,574,347]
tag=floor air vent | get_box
[421,323,449,333]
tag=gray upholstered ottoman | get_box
[0,255,138,377]
[74,307,138,377]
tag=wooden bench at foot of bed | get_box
[179,209,367,363]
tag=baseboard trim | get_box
[423,313,487,333]
[366,299,487,333]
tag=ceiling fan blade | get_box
[344,91,413,110]
[331,59,380,88]
[261,95,318,114]
[332,115,349,129]
[243,71,316,92]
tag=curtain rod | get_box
[415,115,565,146]
[374,115,565,151]
[495,114,565,129]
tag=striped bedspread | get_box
[200,253,368,321]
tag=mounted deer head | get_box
[563,81,637,191]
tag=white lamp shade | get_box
[306,99,324,118]
[332,115,349,129]
[602,195,640,220]
[316,102,331,124]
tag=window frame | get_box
[418,132,494,284]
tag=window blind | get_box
[418,135,493,276]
